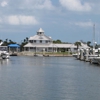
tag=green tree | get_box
[53,39,62,43]
[87,41,91,47]
[26,37,28,43]
[0,39,2,43]
[20,37,29,51]
[6,38,8,42]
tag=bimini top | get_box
[8,44,20,48]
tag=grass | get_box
[18,51,73,56]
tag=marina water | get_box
[0,56,100,100]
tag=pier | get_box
[74,48,100,65]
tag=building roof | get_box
[29,28,52,41]
[79,42,90,49]
[24,43,90,49]
[29,35,52,41]
[8,44,20,48]
[24,43,76,48]
[37,28,44,33]
[55,44,76,48]
[24,43,55,48]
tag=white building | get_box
[24,28,89,52]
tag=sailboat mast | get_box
[93,24,95,49]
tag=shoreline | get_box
[17,52,73,57]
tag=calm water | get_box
[0,56,100,100]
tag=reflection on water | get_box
[0,59,10,65]
[0,56,100,100]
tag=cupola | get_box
[37,28,44,35]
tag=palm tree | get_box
[0,39,2,43]
[26,37,28,43]
[6,38,8,42]
[87,41,91,47]
[74,41,81,50]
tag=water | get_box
[0,56,100,100]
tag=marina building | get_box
[24,28,89,53]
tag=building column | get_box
[47,48,48,52]
[9,47,10,53]
[17,47,18,52]
[35,46,37,54]
[56,48,57,52]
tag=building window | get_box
[46,40,48,43]
[29,40,33,43]
[34,40,36,43]
[30,47,33,49]
[40,40,42,43]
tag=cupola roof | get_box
[37,28,44,33]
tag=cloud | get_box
[59,0,91,12]
[19,0,54,10]
[1,1,8,7]
[74,22,93,27]
[5,15,39,25]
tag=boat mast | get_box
[93,24,95,49]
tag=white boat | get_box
[72,53,78,58]
[93,57,100,65]
[0,41,10,59]
[90,57,99,64]
[1,51,10,59]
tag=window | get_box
[29,40,33,43]
[48,40,51,43]
[46,40,48,43]
[40,40,42,43]
[34,40,36,43]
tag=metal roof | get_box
[8,44,20,48]
[29,35,52,41]
[37,28,44,33]
[24,43,90,49]
[24,43,76,48]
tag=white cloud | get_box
[7,16,20,25]
[20,0,54,10]
[5,15,39,25]
[1,1,8,7]
[74,22,93,27]
[59,0,91,12]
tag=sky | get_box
[0,0,100,44]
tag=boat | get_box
[72,53,78,58]
[1,51,10,59]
